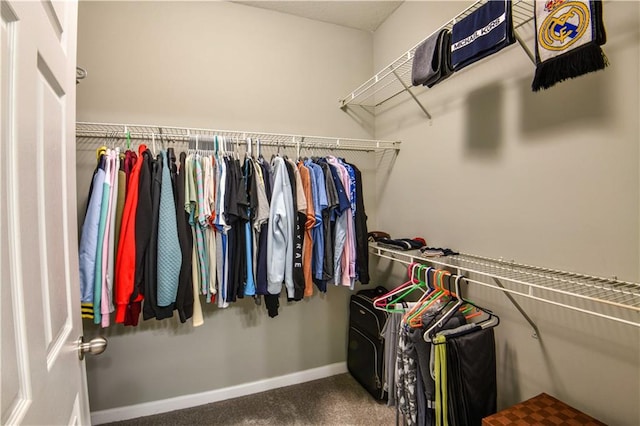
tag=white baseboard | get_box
[91,362,348,425]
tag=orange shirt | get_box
[297,162,315,297]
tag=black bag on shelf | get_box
[347,286,389,401]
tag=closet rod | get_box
[76,122,401,153]
[370,243,640,328]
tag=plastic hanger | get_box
[406,269,451,328]
[373,263,427,313]
[402,266,436,324]
[409,272,459,331]
[373,263,421,312]
[452,275,499,326]
[423,275,499,342]
[423,275,464,341]
[404,268,440,325]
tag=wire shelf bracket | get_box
[370,243,640,330]
[339,0,535,115]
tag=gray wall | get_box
[76,1,375,412]
[372,1,639,425]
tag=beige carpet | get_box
[103,373,397,425]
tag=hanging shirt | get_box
[290,159,306,214]
[175,152,194,323]
[214,153,229,307]
[252,158,269,294]
[326,157,351,286]
[297,162,315,297]
[266,156,295,298]
[261,160,273,202]
[157,150,183,307]
[339,159,358,288]
[192,157,209,297]
[101,150,119,327]
[333,160,354,287]
[224,157,241,302]
[284,159,305,300]
[397,324,419,426]
[184,155,204,326]
[253,160,270,230]
[142,153,163,321]
[339,159,357,217]
[190,241,204,327]
[346,162,370,284]
[115,145,146,324]
[306,161,328,285]
[205,156,217,302]
[200,156,216,303]
[93,150,113,324]
[318,161,339,289]
[123,150,136,191]
[127,147,153,326]
[167,148,178,203]
[243,158,257,297]
[79,154,106,319]
[256,159,271,296]
[114,151,127,267]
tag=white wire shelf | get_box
[370,243,640,328]
[339,0,535,112]
[76,122,401,154]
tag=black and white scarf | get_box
[532,0,608,91]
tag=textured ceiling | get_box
[233,1,404,32]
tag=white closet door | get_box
[1,1,90,424]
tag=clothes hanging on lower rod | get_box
[375,265,498,426]
[78,140,370,327]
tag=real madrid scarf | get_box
[532,0,608,91]
[451,0,515,71]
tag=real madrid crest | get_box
[538,0,591,52]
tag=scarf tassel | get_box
[532,42,609,91]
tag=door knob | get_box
[77,336,107,360]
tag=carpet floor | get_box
[103,373,396,425]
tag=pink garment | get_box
[327,157,353,287]
[338,164,354,287]
[345,168,357,287]
[101,151,117,327]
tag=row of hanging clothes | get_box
[78,133,369,328]
[374,263,499,426]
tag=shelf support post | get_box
[391,69,432,119]
[492,277,540,339]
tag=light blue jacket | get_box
[79,161,106,305]
[266,157,295,297]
